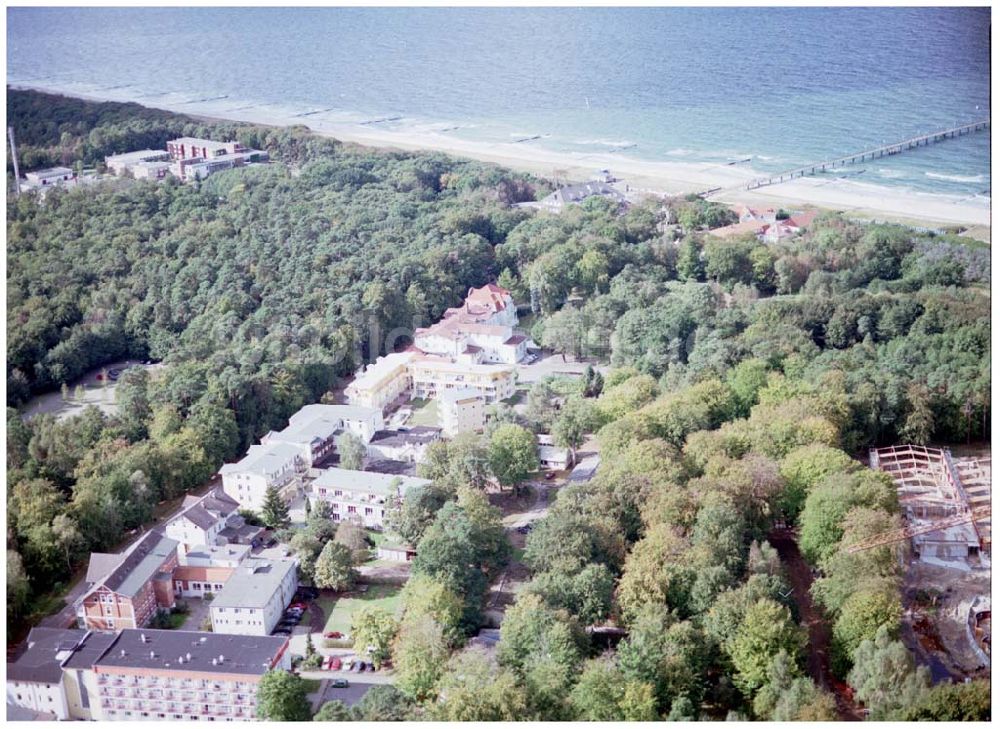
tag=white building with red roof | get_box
[441,284,518,327]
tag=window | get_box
[364,507,373,516]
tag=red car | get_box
[324,631,343,639]
[326,657,342,671]
[290,602,308,611]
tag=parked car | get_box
[290,602,308,612]
[545,471,556,480]
[331,679,349,689]
[324,631,343,639]
[326,657,343,671]
[272,627,291,636]
[365,663,376,672]
[354,661,367,673]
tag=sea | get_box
[6,6,992,199]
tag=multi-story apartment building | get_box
[7,628,289,722]
[438,388,486,437]
[165,137,269,181]
[414,318,527,364]
[219,441,306,513]
[409,357,516,403]
[262,403,383,467]
[308,468,432,529]
[210,560,298,636]
[90,629,290,721]
[76,533,179,631]
[345,351,415,413]
[165,488,263,556]
[6,628,80,719]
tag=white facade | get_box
[219,442,305,513]
[345,352,415,413]
[105,149,171,176]
[414,320,527,365]
[410,358,516,403]
[539,444,571,470]
[210,560,298,636]
[309,469,432,529]
[439,388,486,437]
[6,677,69,720]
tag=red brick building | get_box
[76,534,180,631]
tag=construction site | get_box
[869,445,991,680]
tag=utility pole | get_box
[8,126,21,198]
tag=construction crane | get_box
[844,505,992,554]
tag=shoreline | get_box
[10,83,992,231]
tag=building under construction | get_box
[870,445,991,567]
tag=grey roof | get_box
[178,504,218,531]
[211,559,296,609]
[7,628,85,684]
[288,403,380,426]
[85,553,124,584]
[61,632,119,671]
[439,387,483,404]
[84,532,178,598]
[95,629,287,677]
[541,181,626,207]
[369,426,442,448]
[218,522,266,544]
[219,442,302,477]
[569,455,601,482]
[6,703,56,720]
[312,468,431,497]
[364,459,414,476]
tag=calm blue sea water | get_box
[6,7,991,198]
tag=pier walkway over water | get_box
[700,119,990,197]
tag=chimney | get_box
[120,649,126,657]
[218,654,225,663]
[186,653,192,661]
[212,658,218,666]
[149,651,155,659]
[178,656,184,664]
[140,633,147,643]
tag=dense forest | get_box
[6,90,990,720]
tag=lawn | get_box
[407,398,440,427]
[317,584,403,636]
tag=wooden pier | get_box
[702,119,990,197]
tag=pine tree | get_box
[260,484,290,530]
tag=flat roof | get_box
[7,628,86,684]
[219,441,301,477]
[167,137,237,148]
[211,559,296,609]
[105,149,170,163]
[370,426,442,448]
[312,467,431,496]
[95,629,287,676]
[348,352,415,389]
[289,403,381,426]
[410,358,514,375]
[438,387,483,404]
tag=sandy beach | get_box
[11,84,993,232]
